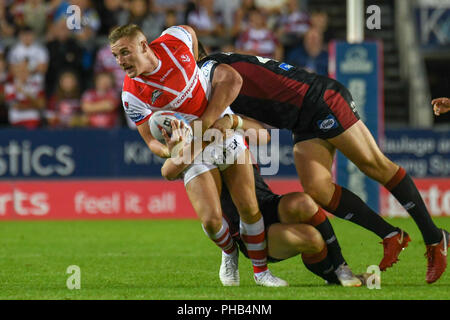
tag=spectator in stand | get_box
[47,70,86,128]
[6,1,28,33]
[97,0,124,36]
[276,0,310,48]
[94,41,126,94]
[46,17,84,97]
[8,25,49,76]
[285,27,328,76]
[162,8,179,29]
[255,0,288,15]
[310,9,335,44]
[117,0,164,42]
[4,60,46,129]
[154,0,187,23]
[22,0,49,38]
[0,0,17,38]
[48,0,70,22]
[230,0,256,41]
[71,0,101,43]
[81,72,120,129]
[187,0,224,39]
[69,0,100,89]
[0,53,9,126]
[213,0,240,35]
[235,8,283,61]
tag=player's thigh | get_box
[277,192,319,224]
[327,120,398,184]
[221,150,260,220]
[267,223,324,260]
[293,138,336,206]
[185,168,222,230]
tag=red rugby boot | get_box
[379,230,411,271]
[425,229,449,284]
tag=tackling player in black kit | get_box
[161,114,365,287]
[198,51,449,284]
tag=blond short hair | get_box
[108,24,145,44]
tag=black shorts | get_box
[293,76,360,144]
[221,166,284,263]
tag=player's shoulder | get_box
[153,26,193,50]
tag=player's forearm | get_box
[161,139,210,180]
[198,65,243,132]
[148,139,170,158]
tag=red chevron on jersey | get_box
[121,26,209,126]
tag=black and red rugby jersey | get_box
[198,52,322,130]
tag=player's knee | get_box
[301,228,324,254]
[280,193,317,223]
[201,212,223,234]
[357,153,396,182]
[301,181,334,207]
[234,201,259,219]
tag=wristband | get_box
[236,115,243,130]
[225,113,236,129]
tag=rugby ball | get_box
[149,110,193,144]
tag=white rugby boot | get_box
[334,264,362,287]
[254,270,289,287]
[219,250,240,286]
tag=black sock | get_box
[302,247,340,284]
[386,167,442,245]
[326,184,398,239]
[305,208,346,269]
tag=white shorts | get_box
[173,106,248,186]
[182,131,247,186]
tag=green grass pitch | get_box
[1,217,449,300]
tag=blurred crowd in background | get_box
[0,0,336,130]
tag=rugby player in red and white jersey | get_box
[109,24,287,287]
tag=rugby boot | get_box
[219,250,240,286]
[334,264,361,287]
[425,229,449,284]
[254,270,289,287]
[379,229,411,271]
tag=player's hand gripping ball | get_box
[149,111,193,144]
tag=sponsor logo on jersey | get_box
[279,63,294,71]
[151,90,163,104]
[350,101,358,113]
[129,112,145,122]
[180,54,191,63]
[200,60,217,80]
[317,114,338,131]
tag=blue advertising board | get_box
[383,128,450,178]
[329,41,383,212]
[0,128,298,179]
[414,3,450,50]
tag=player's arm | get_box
[212,114,271,145]
[136,122,171,158]
[194,64,243,133]
[431,97,450,116]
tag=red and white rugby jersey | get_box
[121,26,211,126]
